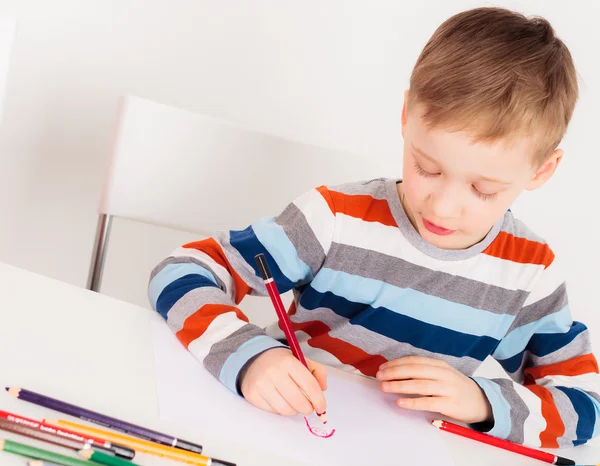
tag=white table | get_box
[1,261,598,466]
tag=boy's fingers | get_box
[381,379,446,397]
[380,356,449,370]
[397,395,447,413]
[263,385,298,416]
[256,395,278,414]
[276,375,314,415]
[291,365,327,414]
[246,392,277,414]
[376,363,450,382]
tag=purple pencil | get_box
[6,387,203,454]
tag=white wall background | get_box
[0,0,598,354]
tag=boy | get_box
[149,7,599,448]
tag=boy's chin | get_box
[419,229,478,250]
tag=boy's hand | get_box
[239,348,328,417]
[376,356,492,424]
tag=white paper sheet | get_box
[150,320,454,466]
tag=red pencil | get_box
[432,420,575,465]
[0,409,135,459]
[254,253,327,423]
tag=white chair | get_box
[88,95,392,292]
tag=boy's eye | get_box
[472,186,498,202]
[413,161,439,178]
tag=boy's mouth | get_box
[422,218,456,236]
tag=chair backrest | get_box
[89,95,394,291]
[101,95,392,233]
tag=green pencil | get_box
[78,449,138,466]
[0,439,96,466]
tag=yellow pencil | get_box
[44,419,235,466]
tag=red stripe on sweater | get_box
[525,384,565,448]
[525,353,599,383]
[176,304,248,348]
[183,238,251,304]
[483,232,555,269]
[291,317,387,377]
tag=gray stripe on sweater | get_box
[554,388,580,448]
[203,324,277,381]
[490,378,528,445]
[326,242,528,316]
[275,203,325,277]
[504,216,549,245]
[329,179,388,200]
[505,283,567,334]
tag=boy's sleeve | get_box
[148,186,336,394]
[471,256,600,448]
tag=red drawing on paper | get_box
[304,416,336,438]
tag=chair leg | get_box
[87,214,113,292]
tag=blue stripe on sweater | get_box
[149,263,218,309]
[556,387,600,445]
[251,217,312,285]
[156,274,219,319]
[229,225,296,292]
[311,268,514,339]
[496,322,589,373]
[300,286,498,361]
[493,306,572,360]
[471,378,512,439]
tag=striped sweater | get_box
[149,178,600,448]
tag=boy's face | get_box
[400,92,562,250]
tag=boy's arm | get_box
[148,186,336,394]
[471,257,600,448]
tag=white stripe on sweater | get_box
[516,383,547,448]
[537,372,600,394]
[292,188,336,255]
[186,312,247,361]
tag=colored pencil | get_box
[46,419,236,466]
[0,410,134,459]
[254,253,327,423]
[77,449,136,466]
[432,420,576,465]
[6,387,203,454]
[0,418,101,457]
[0,439,94,466]
[28,462,61,466]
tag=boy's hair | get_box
[408,7,578,165]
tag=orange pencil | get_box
[44,419,235,466]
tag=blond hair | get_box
[408,7,578,165]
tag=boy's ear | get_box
[401,89,409,138]
[526,149,563,191]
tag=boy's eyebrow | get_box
[411,143,512,185]
[477,175,512,185]
[411,143,439,164]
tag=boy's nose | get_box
[429,189,461,220]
